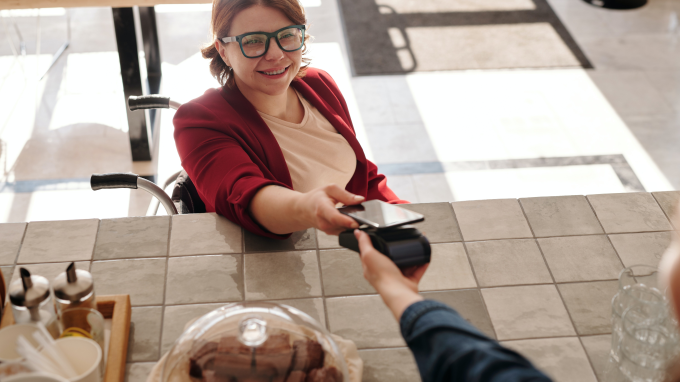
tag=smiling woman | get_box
[173,0,406,240]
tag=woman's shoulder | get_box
[173,87,241,128]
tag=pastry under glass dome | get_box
[161,302,348,382]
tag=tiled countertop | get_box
[2,191,680,382]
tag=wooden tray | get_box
[1,295,132,382]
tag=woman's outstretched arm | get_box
[249,184,364,235]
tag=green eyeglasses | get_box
[219,25,306,58]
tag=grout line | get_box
[517,200,589,372]
[652,192,678,230]
[584,197,627,271]
[577,336,601,382]
[132,294,329,309]
[517,201,556,285]
[11,221,29,272]
[88,219,102,272]
[447,202,498,340]
[313,229,332,330]
[497,334,592,343]
[156,214,173,360]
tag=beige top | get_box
[258,91,357,193]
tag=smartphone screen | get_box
[338,200,424,229]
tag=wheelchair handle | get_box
[91,173,178,215]
[90,173,137,190]
[128,95,181,111]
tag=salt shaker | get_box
[9,268,60,338]
[53,262,96,313]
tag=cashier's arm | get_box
[249,184,363,235]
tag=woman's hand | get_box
[297,184,365,236]
[355,229,427,320]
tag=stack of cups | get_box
[610,265,680,382]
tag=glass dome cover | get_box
[162,302,348,382]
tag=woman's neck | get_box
[236,79,303,123]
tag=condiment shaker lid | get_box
[53,262,94,302]
[9,268,51,308]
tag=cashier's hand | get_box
[301,184,364,235]
[355,229,427,321]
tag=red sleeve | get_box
[174,101,291,239]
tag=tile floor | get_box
[2,192,680,381]
[0,0,679,223]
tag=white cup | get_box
[0,324,41,362]
[4,372,71,382]
[38,337,102,382]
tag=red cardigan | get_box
[173,67,406,239]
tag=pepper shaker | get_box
[9,268,61,338]
[53,262,96,313]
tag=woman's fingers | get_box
[324,184,364,206]
[318,201,358,230]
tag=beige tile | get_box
[419,243,476,291]
[359,348,421,382]
[466,239,552,287]
[609,231,675,268]
[558,281,618,335]
[165,255,242,305]
[320,249,375,296]
[9,261,90,285]
[538,236,623,282]
[581,335,614,382]
[161,303,224,354]
[0,223,26,265]
[653,191,680,226]
[91,258,166,306]
[128,307,162,362]
[326,295,404,348]
[244,228,316,252]
[422,289,496,339]
[170,213,242,256]
[18,219,99,263]
[244,250,322,300]
[520,195,603,237]
[94,216,169,260]
[273,298,326,329]
[501,337,597,382]
[452,199,533,241]
[125,363,156,382]
[587,193,673,233]
[400,202,462,243]
[316,229,341,249]
[482,285,575,340]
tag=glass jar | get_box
[9,268,60,339]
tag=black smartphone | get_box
[337,200,424,229]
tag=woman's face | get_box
[216,5,303,96]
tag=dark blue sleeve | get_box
[400,300,553,382]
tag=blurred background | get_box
[0,0,678,222]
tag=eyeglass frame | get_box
[218,25,307,58]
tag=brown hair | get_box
[201,0,311,88]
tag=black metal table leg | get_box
[138,6,161,131]
[112,6,163,162]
